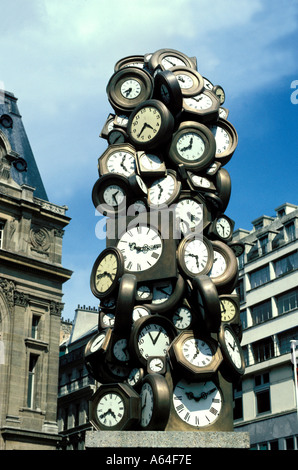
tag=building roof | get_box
[0,90,48,201]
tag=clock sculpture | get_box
[85,48,245,433]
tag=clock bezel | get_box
[90,246,124,299]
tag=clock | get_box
[170,66,204,97]
[89,382,141,431]
[219,107,229,120]
[182,90,220,123]
[127,99,175,150]
[99,113,115,140]
[136,150,166,178]
[203,76,214,91]
[186,171,217,193]
[108,214,177,282]
[208,118,238,166]
[172,378,223,428]
[212,84,225,105]
[107,66,154,113]
[168,121,216,171]
[177,233,214,279]
[128,173,148,198]
[139,373,171,430]
[114,54,146,72]
[174,191,211,235]
[143,274,186,314]
[147,356,167,375]
[113,273,137,337]
[153,69,183,116]
[218,323,245,383]
[92,173,130,217]
[132,305,152,322]
[168,331,222,380]
[148,48,196,72]
[106,329,131,365]
[129,314,177,367]
[90,247,124,299]
[147,170,181,208]
[84,328,112,381]
[208,240,238,294]
[99,310,115,329]
[125,367,145,391]
[107,128,128,145]
[188,275,221,333]
[214,167,231,213]
[170,301,196,331]
[219,294,240,325]
[228,240,245,258]
[100,295,116,312]
[208,214,235,243]
[113,113,129,129]
[98,143,136,177]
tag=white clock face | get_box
[113,338,130,362]
[103,184,126,206]
[176,132,206,161]
[95,252,118,293]
[120,79,141,99]
[209,250,227,278]
[209,125,231,154]
[149,357,164,372]
[172,306,192,330]
[90,333,106,353]
[183,239,210,275]
[133,306,151,322]
[107,151,136,176]
[173,379,222,427]
[101,312,115,327]
[148,173,176,205]
[184,93,212,110]
[216,217,231,238]
[138,323,171,359]
[176,73,194,89]
[140,382,154,427]
[97,393,125,427]
[224,328,242,368]
[137,284,151,300]
[131,106,162,143]
[161,55,186,69]
[117,225,162,272]
[127,367,142,387]
[220,300,236,322]
[140,153,162,170]
[152,281,173,304]
[175,198,203,234]
[191,174,211,188]
[182,338,213,367]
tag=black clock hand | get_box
[157,183,163,200]
[137,122,153,138]
[180,137,193,152]
[121,154,128,171]
[124,87,132,97]
[112,191,120,204]
[186,253,200,268]
[151,328,162,345]
[164,58,176,66]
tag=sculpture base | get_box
[85,430,250,449]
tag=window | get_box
[233,383,243,420]
[240,310,247,329]
[31,315,40,339]
[0,220,5,249]
[274,251,298,277]
[254,373,271,414]
[27,354,38,408]
[252,337,275,363]
[235,278,245,302]
[259,236,268,255]
[277,289,298,315]
[250,265,270,289]
[251,300,272,325]
[277,327,298,356]
[285,222,295,242]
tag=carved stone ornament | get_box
[30,226,50,253]
[0,277,15,309]
[14,290,30,307]
[50,301,64,317]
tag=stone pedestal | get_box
[85,430,250,449]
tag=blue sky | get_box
[1,0,297,320]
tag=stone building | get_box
[0,91,72,450]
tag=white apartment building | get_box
[232,202,298,450]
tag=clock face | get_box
[120,79,142,99]
[220,299,236,322]
[175,198,203,234]
[103,184,126,206]
[210,124,231,155]
[176,132,206,161]
[133,306,151,322]
[148,357,164,373]
[224,328,242,369]
[113,338,130,362]
[173,379,222,428]
[107,151,136,176]
[209,249,227,279]
[130,105,162,143]
[182,238,212,276]
[137,322,171,359]
[148,173,178,206]
[96,393,125,428]
[136,284,151,300]
[140,382,154,427]
[172,306,192,330]
[216,217,232,239]
[176,73,194,89]
[152,280,173,304]
[182,338,214,368]
[90,332,106,353]
[95,252,119,295]
[101,312,115,327]
[117,225,163,273]
[161,55,186,69]
[140,153,163,170]
[127,367,143,387]
[184,93,213,111]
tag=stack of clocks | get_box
[85,48,245,433]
